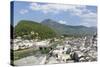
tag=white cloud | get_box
[19,9,29,14]
[58,20,67,24]
[29,3,97,27]
[80,19,97,27]
[29,3,86,14]
[79,11,97,27]
[79,22,91,27]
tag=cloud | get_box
[29,3,97,27]
[29,3,86,14]
[58,20,67,24]
[19,9,29,14]
[80,19,97,27]
[79,11,97,27]
[79,22,91,27]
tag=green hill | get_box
[41,19,97,37]
[14,20,57,40]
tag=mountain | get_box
[41,19,97,37]
[15,20,57,39]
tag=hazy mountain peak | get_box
[41,19,97,36]
[42,19,57,23]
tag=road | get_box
[14,55,47,66]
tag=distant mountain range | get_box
[14,19,97,39]
[41,19,97,36]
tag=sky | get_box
[12,1,97,27]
